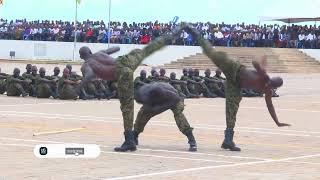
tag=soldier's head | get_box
[66,64,72,72]
[140,70,146,80]
[188,68,194,77]
[170,72,176,80]
[79,46,92,60]
[151,68,157,76]
[160,68,166,76]
[13,68,20,77]
[26,64,32,73]
[269,77,283,89]
[53,67,60,76]
[182,68,188,76]
[194,69,200,76]
[153,71,160,79]
[63,68,70,78]
[39,67,46,77]
[31,66,38,75]
[215,69,222,77]
[205,69,211,77]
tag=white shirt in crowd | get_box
[306,33,315,41]
[99,29,106,35]
[202,24,209,31]
[298,34,306,41]
[53,28,59,34]
[235,25,242,31]
[0,26,7,32]
[214,31,224,39]
[182,31,188,39]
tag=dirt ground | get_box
[0,63,320,179]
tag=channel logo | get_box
[34,144,100,158]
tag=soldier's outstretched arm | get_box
[265,88,290,127]
[99,46,120,55]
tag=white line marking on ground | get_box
[131,148,271,161]
[100,151,233,163]
[0,137,269,161]
[189,103,320,113]
[2,111,320,138]
[0,138,233,163]
[285,160,320,166]
[0,143,34,147]
[104,153,320,180]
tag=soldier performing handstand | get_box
[184,25,290,151]
[134,82,197,151]
[80,30,181,152]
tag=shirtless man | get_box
[184,25,290,151]
[80,30,181,152]
[134,82,197,151]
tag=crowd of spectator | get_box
[1,19,320,49]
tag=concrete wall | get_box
[0,40,202,66]
[299,49,320,62]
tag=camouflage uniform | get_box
[22,73,38,96]
[134,99,193,135]
[115,37,168,131]
[199,40,245,128]
[169,81,186,97]
[35,76,58,98]
[157,76,170,83]
[0,73,8,94]
[70,72,82,81]
[84,81,98,96]
[180,75,197,94]
[58,76,79,100]
[192,75,214,97]
[203,76,225,97]
[6,76,27,96]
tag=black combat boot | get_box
[186,130,197,152]
[133,130,139,145]
[221,128,241,151]
[114,130,137,152]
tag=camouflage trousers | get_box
[59,84,80,100]
[171,83,186,97]
[115,50,145,131]
[195,82,212,97]
[207,52,244,129]
[0,80,6,94]
[134,100,193,135]
[115,37,167,131]
[7,83,25,96]
[85,82,98,96]
[37,83,57,98]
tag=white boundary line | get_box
[189,103,320,113]
[104,153,320,180]
[0,141,233,164]
[100,151,233,163]
[2,110,320,135]
[0,137,269,161]
[2,111,320,138]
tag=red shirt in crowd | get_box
[141,34,151,44]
